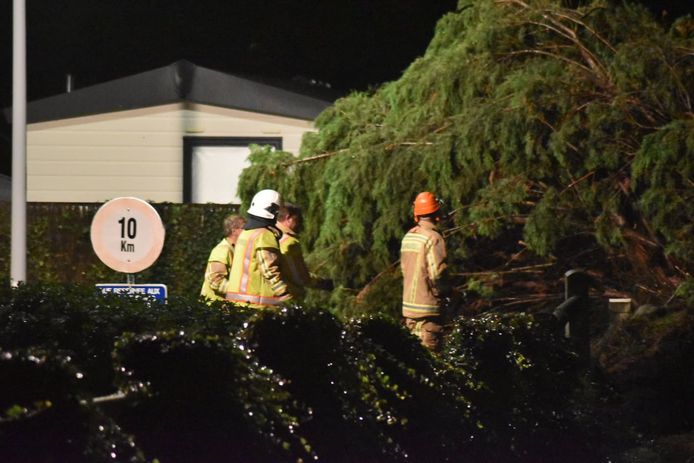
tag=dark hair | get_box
[223,214,246,236]
[277,203,302,222]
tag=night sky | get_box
[0,1,457,104]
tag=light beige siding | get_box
[27,103,315,202]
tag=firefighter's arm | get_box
[426,236,447,282]
[283,241,318,287]
[257,247,292,300]
[426,236,450,296]
[205,261,231,296]
[283,241,333,290]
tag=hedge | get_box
[0,284,609,462]
[0,201,239,299]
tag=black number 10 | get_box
[118,217,137,239]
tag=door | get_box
[183,137,282,204]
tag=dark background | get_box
[0,1,692,177]
[0,1,458,104]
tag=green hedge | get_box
[0,201,239,299]
[0,284,609,462]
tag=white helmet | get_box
[247,189,281,219]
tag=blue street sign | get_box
[96,283,167,302]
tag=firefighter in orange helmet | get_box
[400,192,448,351]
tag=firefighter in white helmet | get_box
[226,189,292,308]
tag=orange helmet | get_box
[413,192,440,220]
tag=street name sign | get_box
[96,283,168,302]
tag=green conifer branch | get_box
[237,0,694,313]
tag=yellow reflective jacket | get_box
[400,220,447,318]
[226,227,291,309]
[200,238,234,302]
[277,223,316,300]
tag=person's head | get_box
[247,189,282,220]
[223,214,246,243]
[413,191,442,223]
[277,202,303,233]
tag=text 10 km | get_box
[118,217,136,252]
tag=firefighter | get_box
[226,189,292,308]
[200,214,246,302]
[400,191,448,351]
[276,203,332,301]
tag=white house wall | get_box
[27,103,315,203]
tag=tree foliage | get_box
[239,0,694,314]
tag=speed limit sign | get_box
[90,197,166,273]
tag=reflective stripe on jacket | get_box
[400,220,447,318]
[200,238,234,301]
[277,223,315,300]
[226,227,290,308]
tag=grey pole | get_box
[11,0,27,286]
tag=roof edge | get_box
[3,60,335,124]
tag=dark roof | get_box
[4,61,338,124]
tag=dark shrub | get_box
[112,330,313,463]
[0,348,144,463]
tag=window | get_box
[183,137,282,204]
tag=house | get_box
[3,61,337,203]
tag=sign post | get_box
[11,0,27,287]
[91,197,167,301]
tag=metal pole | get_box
[11,0,27,286]
[564,269,591,367]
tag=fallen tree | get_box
[238,0,694,318]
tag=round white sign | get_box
[90,197,166,273]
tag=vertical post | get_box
[564,269,591,367]
[11,0,27,287]
[127,274,135,285]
